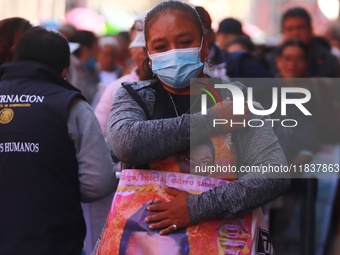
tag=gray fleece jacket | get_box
[107,79,290,223]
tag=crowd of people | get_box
[0,1,340,255]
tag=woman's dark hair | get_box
[281,7,311,31]
[14,26,70,73]
[276,39,309,59]
[195,6,212,31]
[142,57,154,78]
[142,1,205,76]
[0,17,32,65]
[144,1,206,43]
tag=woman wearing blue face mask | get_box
[147,38,204,90]
[107,0,289,242]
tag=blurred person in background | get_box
[276,39,309,78]
[194,6,229,80]
[0,17,32,65]
[94,16,151,137]
[215,18,244,51]
[195,6,274,113]
[273,8,340,142]
[270,38,340,254]
[195,7,272,80]
[58,23,78,41]
[80,35,122,254]
[97,36,122,86]
[91,36,123,107]
[86,17,151,253]
[225,34,256,53]
[225,35,270,72]
[0,26,116,255]
[266,7,340,77]
[115,31,133,74]
[275,39,320,166]
[325,20,340,63]
[68,30,99,105]
[274,36,338,206]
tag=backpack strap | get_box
[121,83,151,120]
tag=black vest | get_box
[0,61,85,255]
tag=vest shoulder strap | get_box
[121,83,151,120]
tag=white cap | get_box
[99,36,119,48]
[69,42,80,53]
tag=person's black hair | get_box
[226,35,256,52]
[195,6,212,31]
[141,57,154,78]
[217,18,243,35]
[68,30,97,57]
[117,31,131,43]
[143,1,206,76]
[0,17,32,65]
[276,39,309,59]
[14,26,70,73]
[281,7,311,31]
[144,0,206,43]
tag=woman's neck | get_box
[161,71,207,95]
[162,85,191,95]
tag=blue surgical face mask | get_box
[148,39,204,89]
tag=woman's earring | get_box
[148,61,155,77]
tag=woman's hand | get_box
[145,186,192,235]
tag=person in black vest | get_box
[195,6,276,112]
[0,27,116,255]
[266,7,340,77]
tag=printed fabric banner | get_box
[95,169,274,255]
